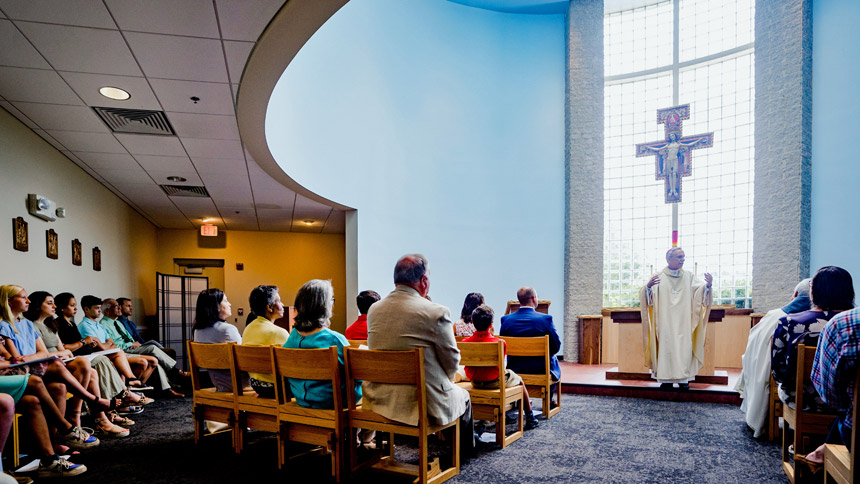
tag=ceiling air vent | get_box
[160,185,210,198]
[92,107,175,135]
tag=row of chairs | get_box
[778,344,860,484]
[187,335,560,484]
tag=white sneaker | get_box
[59,426,99,449]
[36,459,87,478]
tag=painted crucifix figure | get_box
[636,104,713,204]
[636,104,713,246]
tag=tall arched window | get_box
[603,0,755,308]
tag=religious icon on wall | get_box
[92,247,101,271]
[13,217,28,252]
[46,229,58,260]
[72,239,82,266]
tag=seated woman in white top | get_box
[192,289,243,392]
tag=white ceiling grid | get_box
[0,0,345,234]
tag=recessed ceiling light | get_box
[302,219,315,225]
[99,86,130,100]
[202,217,216,223]
[166,176,186,182]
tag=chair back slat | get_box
[499,335,548,357]
[795,344,818,412]
[188,341,234,369]
[345,348,420,384]
[187,342,235,391]
[457,341,503,368]
[274,346,338,381]
[234,344,275,373]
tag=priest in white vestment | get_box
[734,279,811,438]
[640,247,713,389]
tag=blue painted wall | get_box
[810,0,860,299]
[266,1,566,342]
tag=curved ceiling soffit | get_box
[236,0,353,211]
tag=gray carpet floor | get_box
[22,393,788,483]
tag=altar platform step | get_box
[559,362,742,405]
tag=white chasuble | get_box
[639,267,712,382]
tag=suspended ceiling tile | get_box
[170,196,219,211]
[190,156,247,175]
[199,170,249,186]
[0,67,82,104]
[16,22,141,76]
[251,183,298,207]
[232,83,239,105]
[73,151,139,170]
[149,78,234,115]
[109,182,169,201]
[216,205,256,215]
[124,32,228,83]
[216,0,286,41]
[32,129,68,152]
[0,20,51,69]
[133,154,194,172]
[105,0,220,39]
[223,41,254,83]
[256,208,294,222]
[181,137,243,159]
[205,183,255,207]
[258,220,293,232]
[0,100,37,129]
[115,133,185,156]
[154,217,194,229]
[0,0,116,28]
[59,72,161,110]
[46,130,126,153]
[222,219,259,231]
[11,102,109,132]
[168,112,240,140]
[145,170,202,186]
[98,167,155,185]
[322,210,346,234]
[294,193,335,212]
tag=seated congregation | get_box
[0,286,188,481]
[736,265,860,482]
[188,253,561,483]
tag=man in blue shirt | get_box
[499,286,561,409]
[118,298,178,360]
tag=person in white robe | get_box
[734,279,811,438]
[640,247,712,389]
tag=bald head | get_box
[794,278,811,298]
[394,254,430,296]
[517,286,537,307]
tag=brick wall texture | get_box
[752,0,813,311]
[564,0,604,362]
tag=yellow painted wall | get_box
[155,229,347,332]
[0,107,158,314]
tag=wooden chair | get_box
[233,344,280,453]
[345,347,460,484]
[187,341,237,450]
[824,369,860,484]
[499,335,561,419]
[782,344,839,483]
[769,375,784,442]
[456,340,523,448]
[273,346,349,481]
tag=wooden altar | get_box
[604,305,729,385]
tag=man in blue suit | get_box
[500,286,561,395]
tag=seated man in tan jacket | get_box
[364,253,477,459]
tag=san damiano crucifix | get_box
[635,104,714,247]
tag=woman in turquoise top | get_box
[283,279,361,409]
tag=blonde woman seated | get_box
[242,285,289,398]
